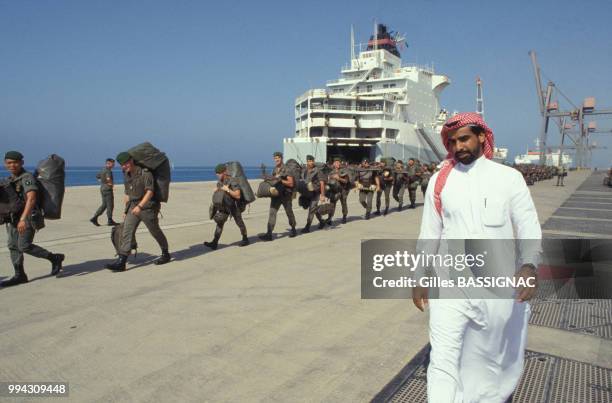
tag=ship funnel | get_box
[367,24,402,57]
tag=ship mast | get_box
[350,25,355,61]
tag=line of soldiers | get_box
[194,152,441,247]
[1,149,438,286]
[207,152,440,244]
[355,157,437,219]
[513,164,563,186]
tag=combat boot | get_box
[375,210,381,216]
[107,219,119,226]
[398,203,403,211]
[154,251,171,265]
[204,239,219,250]
[318,221,325,230]
[342,215,347,224]
[289,227,297,238]
[0,265,28,287]
[90,217,100,227]
[105,255,128,271]
[365,212,371,220]
[410,202,416,209]
[259,232,273,241]
[384,208,389,216]
[49,253,65,275]
[301,225,311,234]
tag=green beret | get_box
[306,154,315,161]
[4,151,23,161]
[215,163,227,174]
[116,152,131,164]
[273,151,283,158]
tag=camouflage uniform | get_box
[120,166,168,255]
[211,176,247,241]
[357,168,376,217]
[2,169,63,286]
[376,167,394,215]
[406,164,420,208]
[5,171,50,268]
[328,167,350,221]
[92,167,114,222]
[301,166,324,229]
[267,165,297,233]
[392,166,407,209]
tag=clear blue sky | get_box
[2,0,611,167]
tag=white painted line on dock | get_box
[542,229,612,239]
[551,215,612,222]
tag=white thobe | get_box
[417,155,542,403]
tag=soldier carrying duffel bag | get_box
[1,151,65,287]
[204,162,251,250]
[105,148,171,272]
[299,155,326,233]
[326,156,351,225]
[355,158,380,220]
[259,151,297,241]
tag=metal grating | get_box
[376,349,612,403]
[529,299,612,340]
[512,351,555,403]
[549,357,612,403]
[536,172,612,340]
[389,366,427,403]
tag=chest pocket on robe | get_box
[482,196,507,227]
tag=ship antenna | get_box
[350,24,355,61]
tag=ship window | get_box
[366,85,372,92]
[390,83,396,88]
[383,84,389,89]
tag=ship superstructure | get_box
[283,24,449,163]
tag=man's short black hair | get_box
[106,158,115,163]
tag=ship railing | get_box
[328,63,435,85]
[296,89,329,102]
[309,104,386,112]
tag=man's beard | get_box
[455,143,481,164]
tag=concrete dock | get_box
[0,169,610,402]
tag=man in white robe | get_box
[413,112,542,402]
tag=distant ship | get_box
[283,24,449,164]
[514,139,573,167]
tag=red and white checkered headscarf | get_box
[434,112,495,217]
